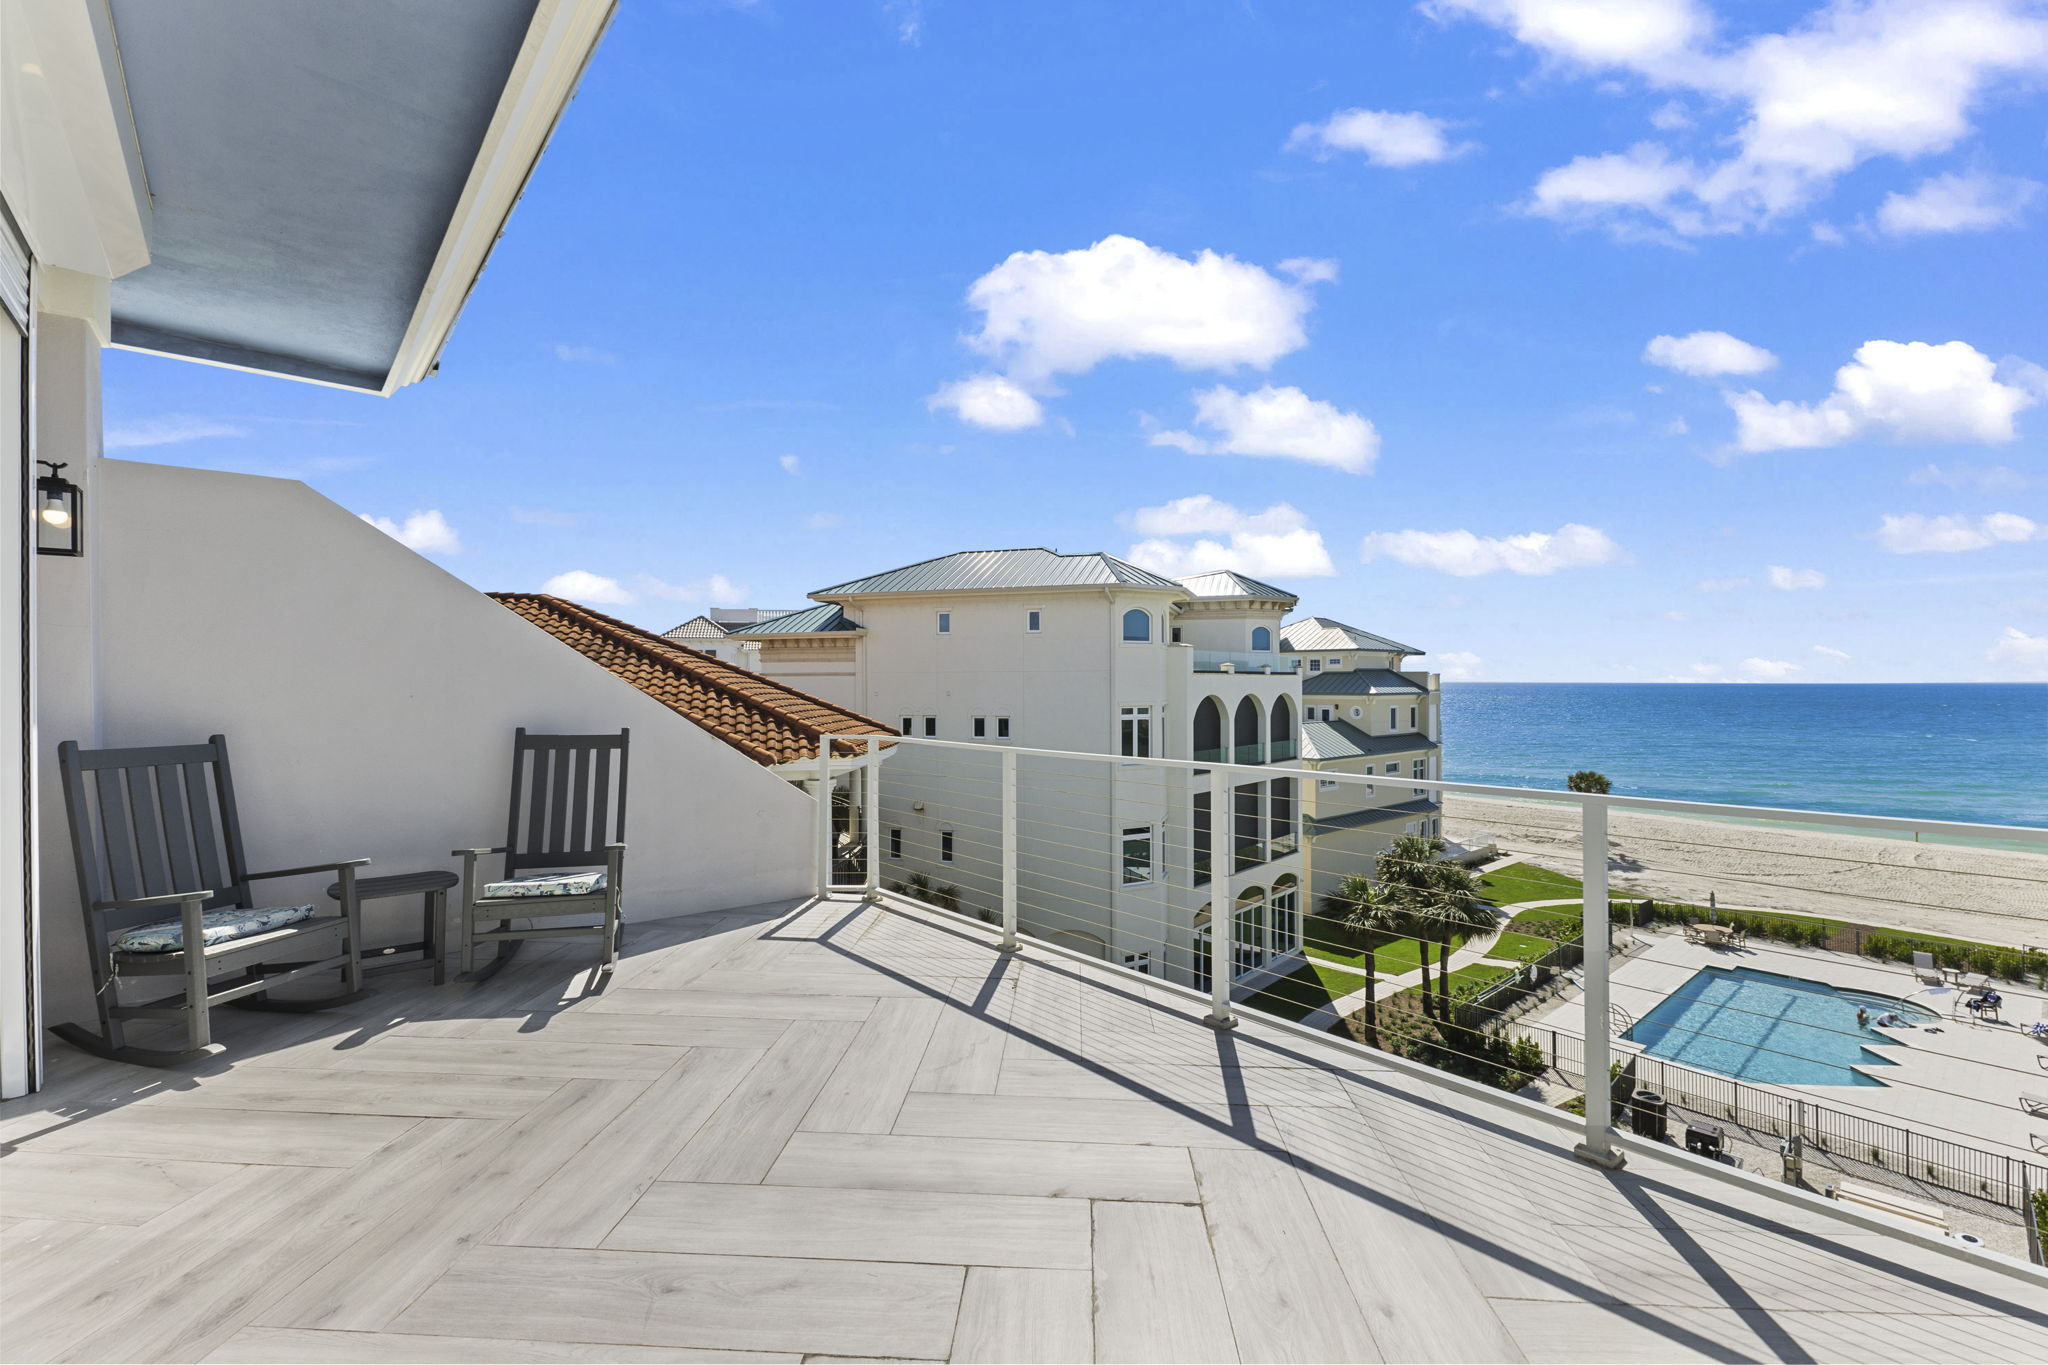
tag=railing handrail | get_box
[858,733,2048,845]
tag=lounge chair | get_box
[56,735,368,1065]
[1911,951,1943,986]
[456,728,628,980]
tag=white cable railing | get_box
[805,731,2048,1267]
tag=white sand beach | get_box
[1443,794,2048,947]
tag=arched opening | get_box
[1193,696,1226,763]
[1233,887,1266,978]
[1269,775,1295,857]
[1047,929,1108,960]
[1269,695,1295,761]
[1270,874,1299,957]
[1121,608,1151,642]
[1250,625,1272,652]
[1233,696,1262,764]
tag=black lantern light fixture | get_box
[35,460,82,557]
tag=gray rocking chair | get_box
[56,735,369,1066]
[455,728,627,980]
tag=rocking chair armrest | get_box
[246,858,372,881]
[453,846,508,858]
[603,843,627,854]
[91,889,215,912]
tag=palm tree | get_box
[1374,834,1493,1021]
[1320,874,1403,1046]
[1567,770,1612,794]
[1373,835,1449,1018]
[889,871,964,916]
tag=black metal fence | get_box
[1530,1025,2048,1212]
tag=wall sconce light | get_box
[35,460,82,557]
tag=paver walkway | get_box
[3,895,2042,1362]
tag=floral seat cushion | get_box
[481,871,607,900]
[116,904,318,955]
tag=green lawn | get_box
[1304,919,1477,976]
[1246,959,1370,1023]
[1487,931,1567,963]
[1387,961,1518,1006]
[1476,861,1582,906]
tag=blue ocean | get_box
[1441,683,2048,830]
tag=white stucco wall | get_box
[34,458,815,1026]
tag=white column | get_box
[998,748,1019,952]
[862,737,881,900]
[1206,766,1235,1030]
[815,736,833,900]
[1573,796,1623,1168]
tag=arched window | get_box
[1270,875,1299,956]
[1121,609,1151,642]
[1233,696,1262,762]
[1194,697,1225,762]
[1250,625,1272,652]
[1234,887,1266,977]
[1269,695,1293,743]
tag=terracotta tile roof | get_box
[491,594,898,767]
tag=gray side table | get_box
[326,870,459,985]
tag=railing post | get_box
[1574,795,1623,1168]
[1206,765,1236,1030]
[999,748,1020,952]
[862,736,881,901]
[815,735,833,900]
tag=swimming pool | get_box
[1622,966,1937,1087]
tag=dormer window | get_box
[1307,658,1322,673]
[1251,626,1272,652]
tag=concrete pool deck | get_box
[1523,932,2048,1168]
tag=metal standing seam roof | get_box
[1280,616,1424,656]
[812,548,1183,597]
[1173,570,1299,603]
[490,594,897,766]
[727,604,863,637]
[661,615,733,642]
[1306,799,1442,835]
[1302,668,1431,696]
[1299,720,1443,763]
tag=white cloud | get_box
[1286,108,1472,166]
[1124,497,1336,580]
[778,454,802,475]
[553,344,615,364]
[1728,340,2039,452]
[1766,564,1827,590]
[360,509,460,555]
[1436,650,1484,680]
[1664,417,1691,436]
[1149,385,1379,473]
[1277,257,1341,285]
[104,415,247,449]
[1875,171,2042,236]
[1812,644,1852,662]
[1360,522,1625,576]
[1739,657,1801,680]
[1906,462,2038,492]
[639,572,750,606]
[1439,0,2048,238]
[540,570,633,606]
[957,235,1320,385]
[1643,330,1778,377]
[1986,626,2048,678]
[1874,511,2043,553]
[926,374,1045,431]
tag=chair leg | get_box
[429,889,448,987]
[184,951,212,1053]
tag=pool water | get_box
[1622,966,1937,1087]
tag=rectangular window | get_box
[996,717,1011,738]
[973,717,987,738]
[1328,658,1342,668]
[1307,658,1321,672]
[900,717,914,736]
[1384,762,1399,775]
[1026,609,1042,632]
[1320,707,1333,721]
[1388,707,1398,729]
[1124,952,1153,976]
[1408,706,1418,729]
[1122,826,1153,884]
[923,716,937,737]
[1120,705,1151,758]
[936,611,951,634]
[940,830,955,863]
[1318,778,1339,791]
[888,828,903,859]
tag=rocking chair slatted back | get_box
[502,728,629,875]
[60,737,251,940]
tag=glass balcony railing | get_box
[1268,739,1297,762]
[1193,745,1226,764]
[1268,830,1299,858]
[1234,743,1264,764]
[1192,651,1301,674]
[1234,841,1265,871]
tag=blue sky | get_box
[103,0,2047,682]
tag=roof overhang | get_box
[99,0,613,395]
